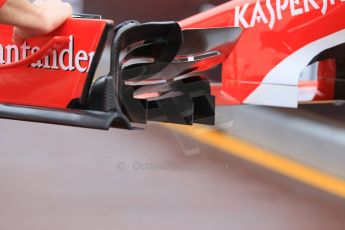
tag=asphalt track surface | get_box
[0,120,345,230]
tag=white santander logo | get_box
[0,35,95,73]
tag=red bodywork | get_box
[0,19,109,109]
[0,0,344,112]
[181,0,344,107]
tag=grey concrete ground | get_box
[0,119,345,230]
[216,105,345,179]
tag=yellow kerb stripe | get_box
[169,124,345,199]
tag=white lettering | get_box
[276,0,289,20]
[21,41,30,59]
[0,46,4,64]
[31,47,43,68]
[43,55,51,69]
[6,45,19,64]
[250,0,269,27]
[51,50,59,70]
[0,35,97,73]
[87,52,95,72]
[304,0,320,12]
[59,35,75,71]
[266,0,276,29]
[75,50,88,73]
[234,3,250,28]
[233,0,343,30]
[290,0,304,16]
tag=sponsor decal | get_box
[0,35,95,73]
[235,0,344,29]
